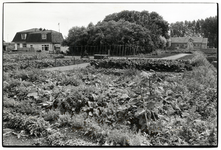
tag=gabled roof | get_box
[171,37,207,44]
[12,28,63,43]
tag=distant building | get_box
[169,37,208,50]
[12,28,64,53]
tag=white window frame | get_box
[21,34,27,40]
[42,34,47,40]
[42,45,49,51]
[23,43,27,48]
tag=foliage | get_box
[3,58,89,71]
[64,10,169,53]
[3,51,217,146]
[90,58,193,72]
[170,16,217,48]
[3,112,49,137]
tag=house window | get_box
[42,34,47,39]
[21,34,27,40]
[23,43,27,48]
[42,45,49,51]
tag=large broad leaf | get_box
[144,101,155,110]
[135,107,146,117]
[120,93,130,99]
[40,102,51,107]
[90,93,98,101]
[140,71,153,78]
[88,101,98,108]
[155,86,164,95]
[117,105,128,112]
[93,108,100,116]
[27,92,39,99]
[88,101,93,108]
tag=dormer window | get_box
[21,34,27,40]
[42,33,47,39]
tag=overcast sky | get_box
[3,2,217,42]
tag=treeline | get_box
[63,10,169,54]
[170,16,217,48]
[63,10,217,55]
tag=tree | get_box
[170,16,217,48]
[201,16,217,48]
[64,26,88,46]
[64,10,170,54]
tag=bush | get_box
[44,109,60,122]
[4,113,49,137]
[90,58,193,72]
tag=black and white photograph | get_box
[2,0,218,147]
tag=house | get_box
[12,28,64,53]
[169,37,208,50]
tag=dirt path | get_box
[42,63,90,71]
[160,53,191,60]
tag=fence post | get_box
[72,47,74,64]
[55,58,57,67]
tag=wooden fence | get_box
[69,45,147,56]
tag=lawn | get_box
[2,50,217,146]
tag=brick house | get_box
[169,37,208,50]
[12,28,64,53]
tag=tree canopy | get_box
[63,10,169,53]
[63,10,217,52]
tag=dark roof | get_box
[171,37,208,44]
[12,28,63,43]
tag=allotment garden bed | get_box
[3,53,90,71]
[3,51,217,146]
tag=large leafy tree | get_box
[63,10,170,53]
[201,16,217,48]
[63,26,88,46]
[103,10,169,42]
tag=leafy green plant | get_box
[57,113,73,127]
[91,58,193,72]
[4,112,50,137]
[43,109,60,122]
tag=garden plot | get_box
[3,51,217,146]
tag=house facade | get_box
[169,37,208,50]
[12,28,64,53]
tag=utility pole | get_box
[58,23,60,32]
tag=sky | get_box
[3,2,217,42]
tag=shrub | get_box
[90,59,193,72]
[44,109,60,122]
[57,113,73,127]
[4,113,49,137]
